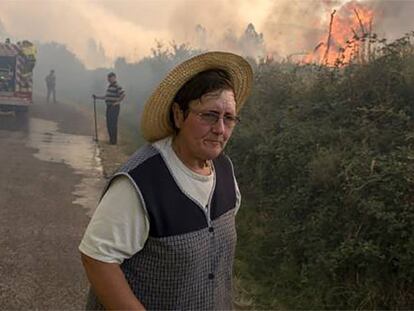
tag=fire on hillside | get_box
[304,1,376,66]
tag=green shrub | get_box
[228,34,414,309]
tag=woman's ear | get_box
[172,102,184,129]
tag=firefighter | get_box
[20,40,36,71]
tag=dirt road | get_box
[0,98,107,309]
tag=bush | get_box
[228,34,414,309]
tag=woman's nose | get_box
[211,117,225,134]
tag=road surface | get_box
[0,98,105,309]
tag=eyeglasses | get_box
[189,109,241,128]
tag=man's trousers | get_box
[106,104,120,144]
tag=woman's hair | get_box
[169,69,235,130]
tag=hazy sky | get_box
[0,0,413,68]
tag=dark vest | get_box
[86,144,238,310]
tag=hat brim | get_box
[140,51,253,142]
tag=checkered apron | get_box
[86,145,237,310]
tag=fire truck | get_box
[0,40,36,116]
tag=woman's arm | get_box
[81,253,146,310]
[79,176,150,310]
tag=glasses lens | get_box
[193,110,240,128]
[223,116,240,127]
[200,112,219,124]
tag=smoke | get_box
[369,0,414,40]
[0,0,273,67]
[261,0,335,57]
[0,18,7,38]
[261,0,414,59]
[0,1,169,68]
[0,0,413,68]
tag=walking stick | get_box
[93,96,98,142]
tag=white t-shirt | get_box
[79,137,241,264]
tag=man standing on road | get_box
[45,70,56,104]
[93,72,125,145]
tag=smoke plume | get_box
[0,0,413,68]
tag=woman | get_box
[79,51,253,310]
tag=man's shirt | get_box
[105,82,125,105]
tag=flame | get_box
[304,1,375,66]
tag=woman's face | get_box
[174,89,237,161]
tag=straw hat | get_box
[140,51,253,142]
